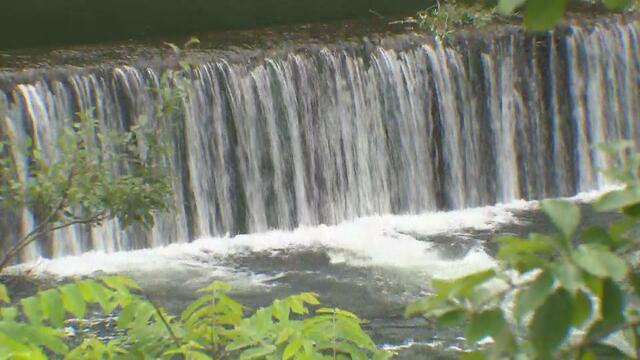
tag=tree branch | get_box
[0,210,107,272]
[144,294,182,349]
[0,167,76,271]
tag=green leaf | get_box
[0,285,10,304]
[609,216,637,240]
[283,338,304,360]
[595,186,640,212]
[130,301,156,330]
[584,342,633,359]
[464,309,507,343]
[584,275,604,298]
[239,345,277,360]
[197,281,231,294]
[317,308,360,320]
[59,284,86,319]
[35,327,68,354]
[276,327,295,344]
[631,271,640,297]
[524,0,568,31]
[404,296,446,318]
[117,301,138,328]
[541,199,581,241]
[100,275,141,292]
[180,294,213,322]
[622,202,640,217]
[582,226,613,247]
[599,279,626,330]
[1,306,18,321]
[460,351,487,360]
[572,290,592,327]
[77,279,115,312]
[529,289,573,358]
[437,309,467,327]
[226,338,257,352]
[272,299,291,322]
[497,0,527,15]
[39,289,65,327]
[288,298,308,315]
[514,270,554,321]
[496,235,552,261]
[553,262,584,293]
[603,0,632,11]
[20,296,43,324]
[573,244,629,281]
[299,292,320,305]
[432,269,496,299]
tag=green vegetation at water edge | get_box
[406,0,639,38]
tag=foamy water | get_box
[7,189,611,280]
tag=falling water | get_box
[0,17,638,261]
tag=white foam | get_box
[7,190,609,280]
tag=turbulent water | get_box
[0,16,638,261]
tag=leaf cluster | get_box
[224,295,387,360]
[151,283,389,360]
[402,1,495,40]
[407,145,640,359]
[0,275,147,359]
[496,0,638,30]
[0,95,175,269]
[0,278,389,360]
[410,0,638,36]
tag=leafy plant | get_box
[0,278,388,359]
[407,143,640,359]
[0,275,147,358]
[225,294,387,360]
[409,0,638,35]
[496,0,639,30]
[0,39,203,271]
[148,282,389,359]
[171,281,244,358]
[0,108,172,270]
[395,0,495,40]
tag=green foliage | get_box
[226,295,387,360]
[176,281,243,356]
[407,147,640,359]
[497,0,638,30]
[412,0,638,34]
[0,107,172,269]
[0,109,170,226]
[0,49,195,270]
[0,275,145,359]
[0,278,388,359]
[400,1,495,40]
[161,285,388,360]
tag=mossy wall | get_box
[0,0,428,49]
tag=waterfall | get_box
[0,17,638,261]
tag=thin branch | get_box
[0,210,107,271]
[0,167,76,271]
[144,294,182,349]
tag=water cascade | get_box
[0,17,638,262]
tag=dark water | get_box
[5,198,621,357]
